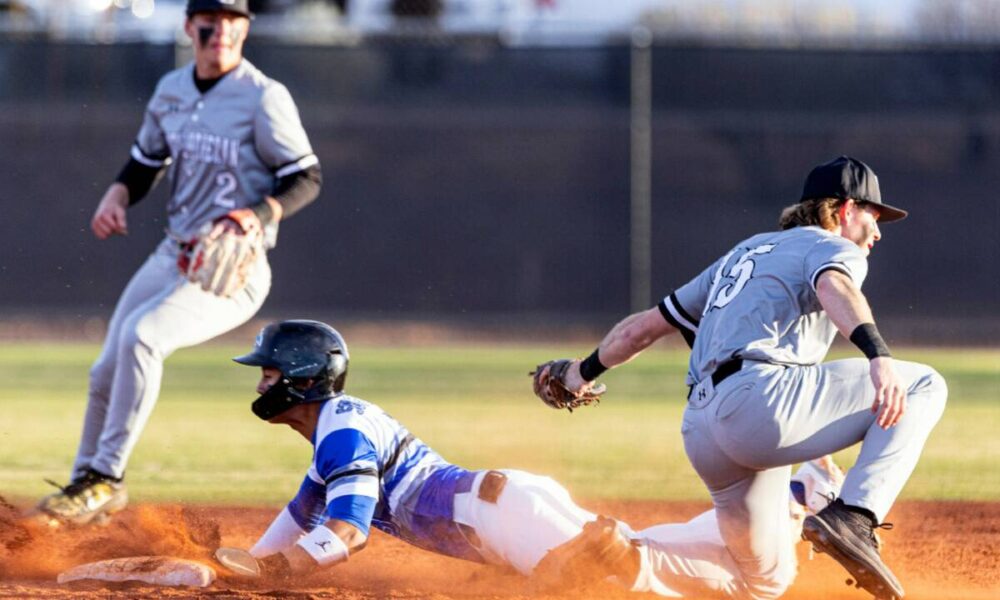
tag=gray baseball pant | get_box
[629,358,946,599]
[72,237,271,480]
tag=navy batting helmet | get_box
[234,320,349,419]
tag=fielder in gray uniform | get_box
[534,156,946,600]
[37,0,321,525]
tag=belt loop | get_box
[477,470,507,504]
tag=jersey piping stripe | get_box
[275,154,319,178]
[669,292,700,327]
[661,294,699,332]
[130,144,171,168]
[325,466,378,485]
[385,444,430,493]
[658,296,697,349]
[810,263,853,292]
[381,433,415,479]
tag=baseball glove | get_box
[178,208,263,298]
[531,359,606,412]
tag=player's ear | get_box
[235,16,250,41]
[183,18,196,43]
[838,199,853,224]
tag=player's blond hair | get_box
[778,198,844,231]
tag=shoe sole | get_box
[802,516,904,600]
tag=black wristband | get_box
[849,323,891,360]
[578,349,608,382]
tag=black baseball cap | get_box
[186,0,252,18]
[800,155,907,223]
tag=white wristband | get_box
[295,525,349,566]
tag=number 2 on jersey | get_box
[213,172,238,208]
[711,244,776,309]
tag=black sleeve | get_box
[251,164,322,225]
[115,157,166,206]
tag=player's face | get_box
[186,11,249,75]
[840,201,882,256]
[257,367,282,395]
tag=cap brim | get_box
[873,203,908,223]
[232,352,271,367]
[188,9,253,19]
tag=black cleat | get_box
[803,499,904,600]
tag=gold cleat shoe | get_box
[36,468,128,526]
[532,515,640,590]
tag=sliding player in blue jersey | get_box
[214,319,844,596]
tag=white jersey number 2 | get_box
[711,244,776,309]
[213,172,238,209]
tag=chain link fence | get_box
[1,4,998,342]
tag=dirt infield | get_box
[1,499,997,599]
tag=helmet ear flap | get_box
[329,353,348,392]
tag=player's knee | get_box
[118,321,163,363]
[910,366,948,421]
[88,358,115,394]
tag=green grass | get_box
[0,343,996,505]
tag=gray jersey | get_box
[659,226,868,384]
[130,60,317,245]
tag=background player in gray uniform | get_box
[37,0,321,526]
[534,156,947,599]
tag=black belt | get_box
[711,359,744,386]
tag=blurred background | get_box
[1,0,998,344]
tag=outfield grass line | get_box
[1,342,996,502]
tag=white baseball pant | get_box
[72,237,271,480]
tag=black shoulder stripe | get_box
[657,298,696,348]
[658,299,680,327]
[273,154,320,178]
[325,466,378,485]
[132,140,170,161]
[656,294,697,348]
[669,293,699,327]
[812,264,852,290]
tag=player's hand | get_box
[563,361,592,395]
[869,356,907,429]
[533,360,589,396]
[206,217,244,240]
[531,359,606,412]
[214,547,292,579]
[91,183,130,239]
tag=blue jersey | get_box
[284,395,483,562]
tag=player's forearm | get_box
[276,519,367,574]
[249,507,306,558]
[99,182,131,209]
[251,164,322,225]
[115,157,164,206]
[815,270,876,339]
[588,308,677,373]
